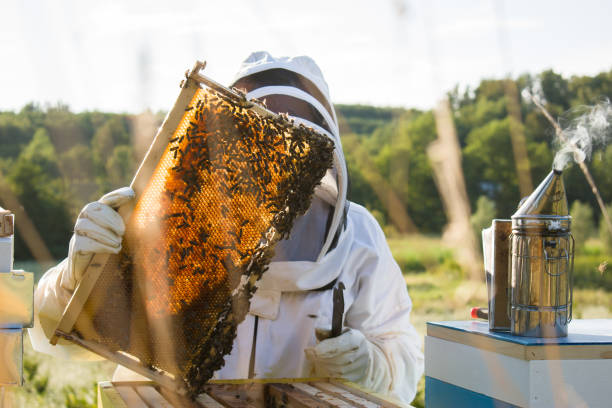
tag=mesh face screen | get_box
[71,87,334,395]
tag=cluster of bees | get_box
[110,87,335,394]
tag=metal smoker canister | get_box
[509,170,574,338]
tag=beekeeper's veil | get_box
[231,51,348,263]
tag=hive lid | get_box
[513,170,569,218]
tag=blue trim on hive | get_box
[427,320,612,346]
[425,377,518,408]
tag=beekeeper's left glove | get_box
[304,328,392,393]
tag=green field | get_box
[6,236,612,407]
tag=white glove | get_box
[305,328,392,392]
[60,187,135,291]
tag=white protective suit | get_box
[30,52,424,405]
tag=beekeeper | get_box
[30,51,424,405]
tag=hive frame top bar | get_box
[51,60,285,347]
[190,60,280,122]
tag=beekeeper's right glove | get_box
[60,187,135,291]
[304,328,392,394]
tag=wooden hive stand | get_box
[97,378,407,408]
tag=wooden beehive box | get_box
[98,379,406,408]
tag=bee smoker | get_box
[509,170,574,337]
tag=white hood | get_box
[231,51,350,296]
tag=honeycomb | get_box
[72,86,334,395]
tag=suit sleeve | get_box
[343,209,424,404]
[29,258,103,360]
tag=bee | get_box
[237,228,243,243]
[237,249,250,259]
[162,212,184,220]
[198,228,209,243]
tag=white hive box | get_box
[425,320,612,407]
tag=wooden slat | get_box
[207,377,324,385]
[114,385,149,408]
[157,386,202,408]
[427,324,526,360]
[102,379,405,408]
[291,383,354,407]
[265,383,334,408]
[203,384,261,408]
[527,344,612,360]
[196,393,227,408]
[312,382,379,408]
[135,385,173,408]
[328,380,401,408]
[98,381,128,408]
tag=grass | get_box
[388,235,458,275]
[6,332,115,407]
[4,235,612,407]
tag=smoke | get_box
[552,100,612,171]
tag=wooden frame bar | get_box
[56,330,188,393]
[51,61,207,346]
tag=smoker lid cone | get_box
[513,170,569,218]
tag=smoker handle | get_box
[544,247,569,277]
[567,234,575,324]
[330,282,345,338]
[507,233,514,322]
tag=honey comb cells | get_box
[72,87,334,396]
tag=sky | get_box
[1,0,611,113]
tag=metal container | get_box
[488,219,512,331]
[509,170,574,337]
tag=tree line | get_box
[340,69,612,237]
[1,68,611,260]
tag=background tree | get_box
[5,128,72,258]
[570,201,595,253]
